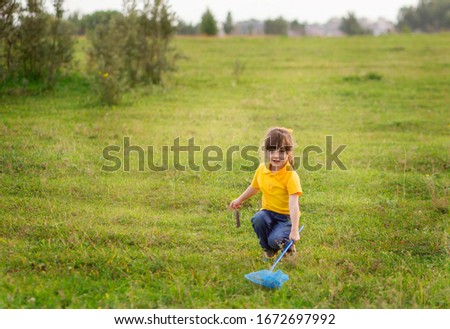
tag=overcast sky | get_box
[63,0,419,24]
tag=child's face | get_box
[267,147,289,171]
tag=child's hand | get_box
[229,199,242,210]
[289,230,300,243]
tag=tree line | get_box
[177,1,449,36]
[65,0,449,37]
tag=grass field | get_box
[1,33,449,308]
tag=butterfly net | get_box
[244,269,289,289]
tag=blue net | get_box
[244,269,289,289]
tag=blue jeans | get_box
[251,210,292,252]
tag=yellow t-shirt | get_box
[251,163,302,215]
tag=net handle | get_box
[270,225,304,271]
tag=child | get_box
[229,127,302,259]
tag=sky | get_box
[63,0,420,24]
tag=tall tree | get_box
[264,17,289,35]
[46,0,74,86]
[0,0,21,78]
[339,12,372,35]
[200,8,218,36]
[223,11,234,35]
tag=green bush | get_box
[86,16,126,105]
[87,0,178,105]
[0,0,74,88]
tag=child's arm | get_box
[289,194,301,242]
[229,185,259,210]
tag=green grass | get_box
[1,33,449,308]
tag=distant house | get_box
[304,17,395,37]
[305,18,344,37]
[364,18,395,36]
[234,19,265,36]
[233,17,395,37]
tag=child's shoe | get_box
[262,249,277,262]
[286,245,296,255]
